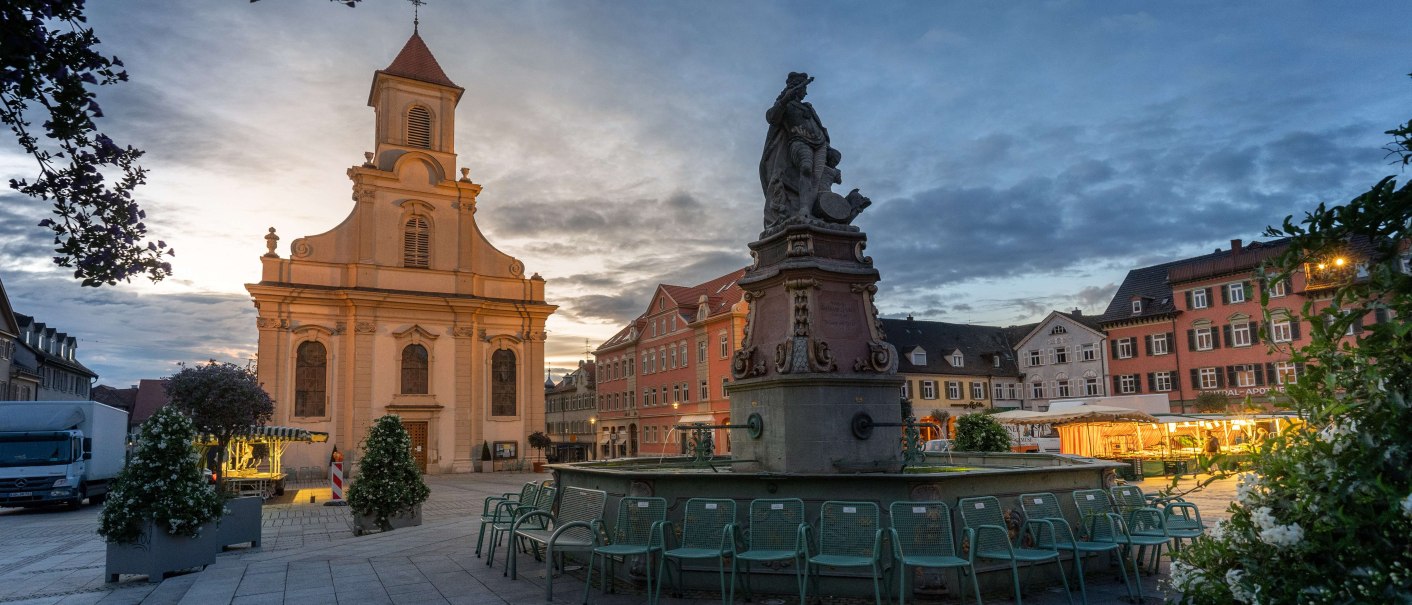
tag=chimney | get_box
[906,313,914,321]
[1230,238,1243,254]
[1072,308,1082,316]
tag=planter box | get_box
[213,496,263,549]
[481,460,494,473]
[106,520,217,583]
[352,503,422,536]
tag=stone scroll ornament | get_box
[759,72,872,232]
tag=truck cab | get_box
[0,430,93,507]
[0,401,128,509]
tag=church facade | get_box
[246,32,555,474]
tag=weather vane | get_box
[409,0,426,31]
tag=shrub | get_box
[166,361,274,492]
[954,413,1011,452]
[345,415,429,531]
[98,406,224,544]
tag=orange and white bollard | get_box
[329,460,344,502]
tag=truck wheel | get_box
[90,491,107,505]
[66,485,87,510]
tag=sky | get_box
[2,1,1411,387]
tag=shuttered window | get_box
[294,341,327,417]
[403,216,430,268]
[407,106,432,148]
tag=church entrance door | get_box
[401,420,429,473]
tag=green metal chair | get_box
[888,501,981,605]
[725,498,808,604]
[655,498,736,605]
[489,484,556,571]
[583,496,668,604]
[477,481,539,558]
[1107,486,1181,572]
[509,486,608,602]
[800,501,886,605]
[1019,492,1136,604]
[957,495,1073,605]
[1112,485,1205,549]
[1072,489,1152,603]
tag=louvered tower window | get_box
[407,106,432,148]
[403,216,429,268]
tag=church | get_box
[246,31,555,474]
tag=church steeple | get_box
[367,31,464,177]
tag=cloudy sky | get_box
[2,1,1410,386]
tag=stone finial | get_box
[263,227,280,258]
[363,152,375,167]
[459,167,471,182]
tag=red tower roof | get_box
[381,31,457,88]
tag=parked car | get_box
[923,439,953,453]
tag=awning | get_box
[994,404,1159,426]
[676,414,717,425]
[199,426,330,444]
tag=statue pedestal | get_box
[729,223,903,474]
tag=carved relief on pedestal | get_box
[849,282,896,373]
[354,321,377,334]
[854,241,872,266]
[450,326,477,338]
[772,278,837,374]
[731,290,767,379]
[786,233,814,257]
[256,317,289,330]
[749,250,760,271]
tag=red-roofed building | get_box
[593,269,748,458]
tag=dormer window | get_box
[407,106,432,149]
[403,216,430,268]
[1050,325,1067,335]
[993,355,1001,368]
[910,348,926,365]
[1131,299,1143,314]
[951,353,963,367]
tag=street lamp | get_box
[672,401,682,454]
[588,416,597,460]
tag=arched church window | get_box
[401,344,429,394]
[403,216,430,268]
[491,349,517,416]
[407,106,432,149]
[294,341,327,417]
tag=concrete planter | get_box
[213,496,263,549]
[481,460,494,473]
[105,520,217,583]
[352,503,422,536]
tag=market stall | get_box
[200,426,329,498]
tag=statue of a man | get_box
[759,73,870,230]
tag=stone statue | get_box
[759,72,871,231]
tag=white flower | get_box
[1169,559,1205,592]
[1250,506,1277,531]
[1209,519,1227,542]
[1226,568,1259,604]
[1400,493,1412,519]
[1235,473,1263,505]
[1258,522,1304,548]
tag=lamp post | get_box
[672,400,683,455]
[588,416,597,460]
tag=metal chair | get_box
[1106,486,1181,572]
[477,481,539,558]
[888,501,981,605]
[583,496,668,604]
[655,498,736,605]
[957,495,1073,605]
[1112,485,1204,550]
[507,486,607,602]
[725,498,808,604]
[1072,489,1152,603]
[800,501,886,605]
[488,485,556,570]
[1020,492,1136,604]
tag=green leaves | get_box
[345,414,429,530]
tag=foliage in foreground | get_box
[165,361,273,491]
[97,406,224,544]
[346,415,429,531]
[1169,94,1412,604]
[954,412,1010,452]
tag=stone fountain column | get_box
[728,222,903,474]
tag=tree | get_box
[346,414,429,532]
[1193,391,1230,413]
[1168,85,1412,603]
[953,413,1011,452]
[527,430,553,461]
[165,361,274,492]
[98,406,223,544]
[2,1,173,285]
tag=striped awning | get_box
[200,426,330,444]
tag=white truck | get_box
[0,401,129,509]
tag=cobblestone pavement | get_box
[0,470,1241,604]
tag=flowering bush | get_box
[345,414,429,531]
[97,406,224,544]
[954,412,1011,452]
[1168,107,1412,603]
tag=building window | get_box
[1084,377,1100,395]
[1054,347,1069,364]
[911,349,927,365]
[1154,372,1173,392]
[901,381,911,399]
[971,382,985,400]
[679,343,688,367]
[698,341,707,363]
[403,216,430,268]
[1151,334,1169,355]
[921,381,937,399]
[1270,279,1287,298]
[669,347,677,369]
[1118,375,1137,394]
[400,344,429,394]
[672,384,681,403]
[1232,323,1252,347]
[1080,343,1096,361]
[1198,367,1219,389]
[946,381,962,400]
[294,341,327,417]
[406,105,432,148]
[1192,288,1209,309]
[1227,283,1245,304]
[1051,325,1067,335]
[699,380,708,400]
[1131,300,1142,314]
[1056,381,1072,398]
[670,316,677,332]
[1272,319,1293,343]
[993,355,1001,368]
[1031,381,1044,399]
[1275,361,1298,384]
[1028,350,1043,366]
[951,353,963,367]
[491,349,517,416]
[721,377,729,398]
[719,333,729,358]
[1195,327,1214,351]
[1235,365,1256,387]
[1115,339,1133,359]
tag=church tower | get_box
[247,31,556,474]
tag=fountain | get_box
[551,73,1122,599]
